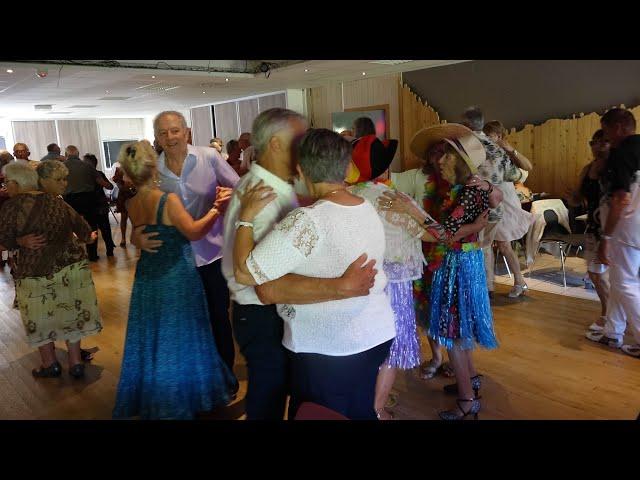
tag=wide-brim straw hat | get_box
[409,123,486,173]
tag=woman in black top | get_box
[565,129,610,331]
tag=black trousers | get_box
[288,339,393,420]
[96,211,116,253]
[197,259,235,373]
[63,192,98,260]
[232,302,289,420]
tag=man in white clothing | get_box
[587,108,640,358]
[221,108,380,419]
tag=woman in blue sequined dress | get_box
[112,141,237,420]
[380,125,502,420]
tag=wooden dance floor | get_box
[0,238,638,420]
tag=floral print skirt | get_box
[15,260,102,348]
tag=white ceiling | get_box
[0,60,469,119]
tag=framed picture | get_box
[331,104,389,140]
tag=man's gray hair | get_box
[65,145,80,157]
[3,162,39,191]
[462,106,485,132]
[298,128,352,184]
[0,150,14,167]
[252,108,306,157]
[153,110,188,134]
[37,159,69,181]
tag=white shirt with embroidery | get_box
[245,199,396,356]
[348,181,426,282]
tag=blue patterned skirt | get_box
[428,246,498,351]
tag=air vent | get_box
[34,104,53,110]
[68,105,98,108]
[135,82,181,93]
[368,60,413,65]
[98,96,131,101]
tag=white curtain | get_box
[11,120,58,160]
[190,106,214,147]
[57,120,102,163]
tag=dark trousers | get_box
[63,192,98,260]
[232,302,289,420]
[197,259,235,373]
[288,339,393,420]
[96,212,116,253]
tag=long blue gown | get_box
[113,193,237,419]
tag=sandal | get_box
[385,393,398,409]
[419,359,444,379]
[32,361,62,378]
[375,408,394,420]
[439,398,481,421]
[621,344,640,358]
[80,349,94,362]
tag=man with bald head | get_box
[63,145,102,261]
[13,143,38,169]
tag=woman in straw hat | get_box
[380,124,501,420]
[346,119,488,419]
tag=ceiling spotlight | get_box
[105,90,110,93]
[362,71,366,76]
[6,69,13,73]
[151,75,156,79]
[202,91,206,94]
[304,68,309,73]
[225,78,229,82]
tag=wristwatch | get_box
[235,220,254,230]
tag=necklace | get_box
[321,187,347,199]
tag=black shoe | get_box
[80,349,94,362]
[89,256,99,262]
[32,361,62,378]
[443,375,483,398]
[69,363,85,379]
[106,249,114,257]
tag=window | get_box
[103,140,137,168]
[0,136,6,150]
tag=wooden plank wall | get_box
[399,82,640,197]
[399,83,442,171]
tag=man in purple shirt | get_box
[134,110,240,379]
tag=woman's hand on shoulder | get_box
[238,180,277,222]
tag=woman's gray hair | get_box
[153,110,188,133]
[37,159,69,181]
[298,128,352,184]
[252,108,306,157]
[3,162,39,191]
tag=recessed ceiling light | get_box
[6,69,13,73]
[362,72,366,76]
[225,78,229,82]
[304,68,309,73]
[105,90,110,93]
[151,75,156,79]
[202,91,206,94]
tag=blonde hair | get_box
[118,140,157,187]
[37,159,69,181]
[3,162,39,191]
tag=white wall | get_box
[0,118,15,151]
[286,89,306,115]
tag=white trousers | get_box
[603,239,640,344]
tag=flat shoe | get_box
[69,363,85,379]
[32,361,62,378]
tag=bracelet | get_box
[235,220,254,230]
[485,180,494,194]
